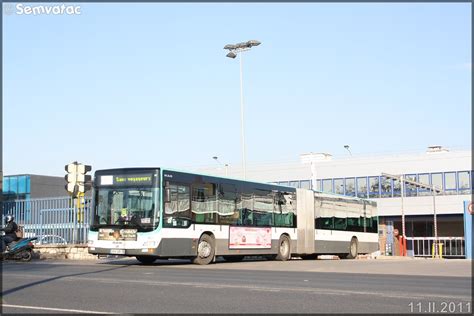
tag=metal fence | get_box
[406,237,465,258]
[2,196,92,245]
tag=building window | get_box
[10,176,18,194]
[444,172,457,194]
[3,177,10,194]
[315,180,322,191]
[289,181,300,188]
[356,177,367,198]
[26,176,31,194]
[345,178,355,197]
[300,180,311,190]
[418,173,430,196]
[431,173,443,193]
[405,174,417,197]
[322,179,333,193]
[334,178,344,195]
[18,176,27,194]
[368,176,380,198]
[380,176,392,198]
[393,179,401,197]
[458,171,471,192]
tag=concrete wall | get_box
[34,245,96,260]
[376,194,470,216]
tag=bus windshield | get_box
[92,187,160,231]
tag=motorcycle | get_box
[1,237,37,262]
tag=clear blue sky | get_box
[3,3,471,176]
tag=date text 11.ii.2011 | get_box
[409,301,471,313]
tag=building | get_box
[2,174,68,201]
[196,146,471,249]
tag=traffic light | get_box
[65,162,92,197]
[77,164,92,193]
[65,162,79,197]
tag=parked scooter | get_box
[1,237,37,261]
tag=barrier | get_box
[2,196,91,245]
[407,237,464,258]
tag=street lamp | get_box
[224,40,261,179]
[344,145,352,156]
[212,156,228,176]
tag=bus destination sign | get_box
[100,174,153,186]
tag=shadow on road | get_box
[96,255,270,267]
[1,264,129,297]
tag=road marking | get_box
[2,304,113,314]
[249,288,282,292]
[4,272,471,301]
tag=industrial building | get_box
[2,174,67,201]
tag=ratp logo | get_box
[4,3,82,16]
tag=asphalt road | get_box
[1,258,472,314]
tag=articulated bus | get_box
[88,168,378,264]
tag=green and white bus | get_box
[88,168,378,264]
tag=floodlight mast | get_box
[224,40,261,180]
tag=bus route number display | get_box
[100,174,153,186]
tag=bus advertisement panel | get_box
[229,227,272,249]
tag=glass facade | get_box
[355,177,367,198]
[345,178,355,197]
[274,170,471,199]
[2,175,31,201]
[334,179,344,195]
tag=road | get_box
[1,258,472,314]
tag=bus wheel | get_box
[223,255,244,262]
[193,234,215,265]
[276,235,291,261]
[346,238,358,259]
[136,256,157,265]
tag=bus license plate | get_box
[110,249,125,255]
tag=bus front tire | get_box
[136,256,157,265]
[275,235,291,261]
[193,234,215,265]
[346,237,358,259]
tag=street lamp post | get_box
[224,40,261,180]
[344,145,352,156]
[212,156,228,176]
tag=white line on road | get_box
[4,273,471,301]
[2,304,113,314]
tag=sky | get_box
[2,3,471,177]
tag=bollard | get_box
[431,242,443,259]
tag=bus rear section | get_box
[294,188,379,259]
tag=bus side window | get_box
[163,182,191,228]
[191,182,217,224]
[217,183,239,225]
